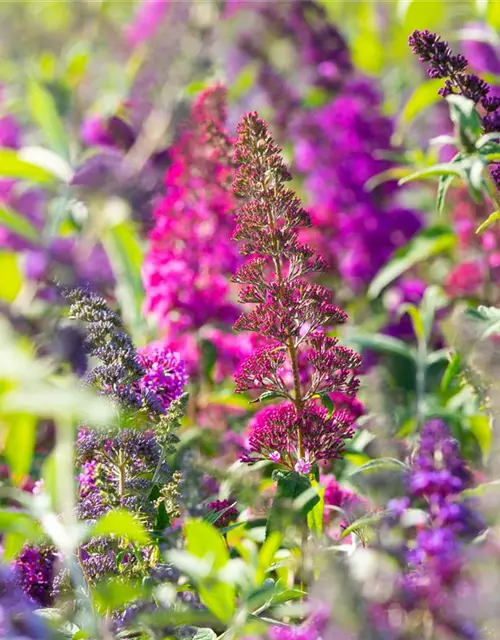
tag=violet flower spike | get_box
[232,112,361,472]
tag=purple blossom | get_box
[143,86,242,375]
[14,545,56,608]
[137,345,188,413]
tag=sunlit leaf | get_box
[185,519,230,571]
[476,210,500,233]
[469,414,492,463]
[0,148,56,184]
[93,510,151,546]
[0,252,22,302]
[4,413,37,486]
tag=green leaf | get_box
[0,509,42,559]
[93,510,151,546]
[436,174,456,214]
[4,413,37,486]
[348,458,407,477]
[368,226,456,299]
[185,519,230,571]
[441,352,462,393]
[364,166,414,192]
[396,78,444,136]
[307,479,324,537]
[469,414,492,463]
[198,583,236,625]
[340,510,389,540]
[0,148,56,184]
[447,94,483,141]
[349,333,416,361]
[102,221,145,336]
[476,210,500,233]
[398,163,464,186]
[27,80,69,160]
[257,531,282,583]
[401,304,424,342]
[0,252,22,302]
[0,206,39,243]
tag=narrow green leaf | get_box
[0,148,56,184]
[364,166,413,192]
[102,221,145,336]
[441,352,461,393]
[0,206,39,243]
[0,252,22,302]
[476,210,500,233]
[340,510,389,540]
[469,414,492,463]
[4,414,37,486]
[398,163,463,186]
[307,480,324,537]
[27,80,69,160]
[436,174,456,214]
[368,226,456,299]
[348,458,407,477]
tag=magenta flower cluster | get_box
[231,111,361,472]
[143,86,241,371]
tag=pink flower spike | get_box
[269,451,281,463]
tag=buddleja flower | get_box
[382,420,485,639]
[232,112,361,473]
[228,2,422,291]
[65,288,187,601]
[67,287,187,415]
[143,86,241,372]
[409,29,500,184]
[14,545,57,608]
